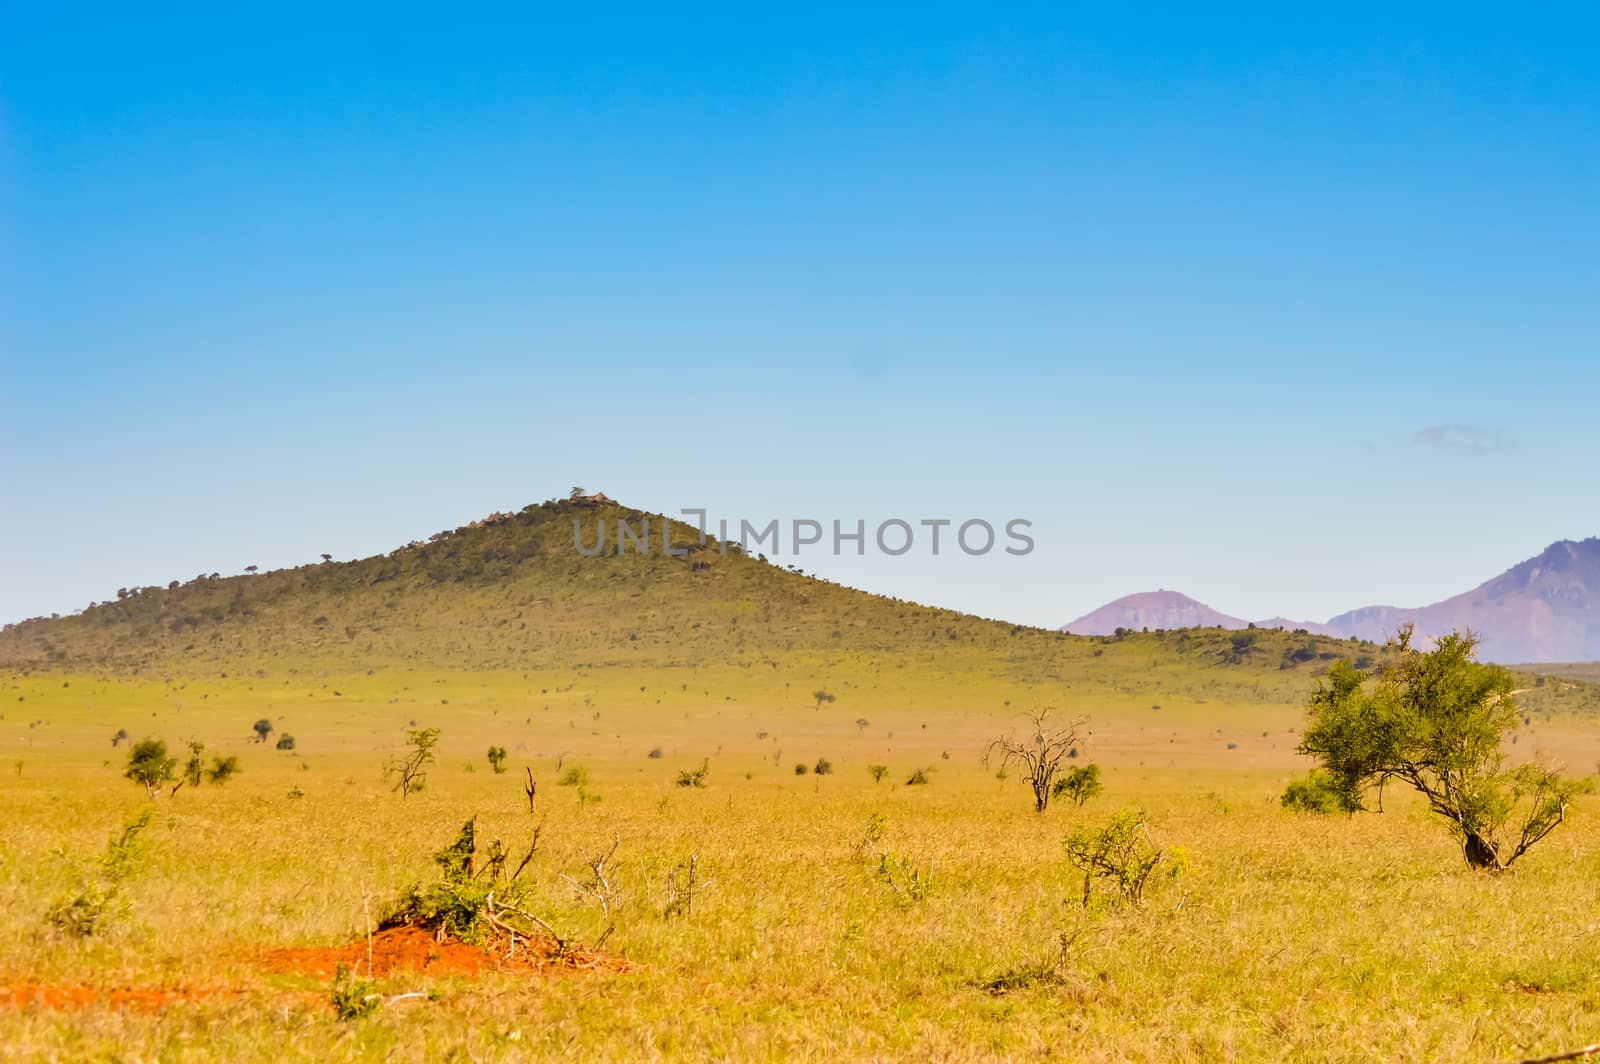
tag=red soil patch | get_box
[1,926,631,1012]
[259,924,634,979]
[1,984,225,1011]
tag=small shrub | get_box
[814,757,834,776]
[1063,808,1183,909]
[851,812,887,861]
[45,809,153,937]
[330,963,380,1021]
[647,747,664,759]
[276,734,297,751]
[794,762,809,776]
[1052,764,1103,807]
[558,764,589,787]
[382,818,543,946]
[905,767,931,786]
[676,760,709,788]
[1280,769,1358,814]
[487,745,508,774]
[180,739,207,788]
[877,851,934,904]
[867,764,888,784]
[206,755,240,784]
[662,854,704,919]
[980,931,1080,996]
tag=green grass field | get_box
[4,501,1600,1061]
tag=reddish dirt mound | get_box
[260,924,633,979]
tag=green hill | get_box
[4,496,1597,718]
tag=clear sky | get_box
[2,4,1597,629]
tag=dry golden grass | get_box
[2,662,1599,1061]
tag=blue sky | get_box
[2,4,1597,628]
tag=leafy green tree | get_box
[124,739,176,798]
[1298,626,1585,870]
[487,746,508,774]
[252,718,274,743]
[812,689,836,710]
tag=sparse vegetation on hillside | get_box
[0,500,1474,721]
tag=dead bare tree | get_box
[663,854,707,919]
[984,708,1087,813]
[562,834,622,916]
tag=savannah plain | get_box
[3,500,1600,1062]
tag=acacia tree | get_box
[984,708,1087,813]
[1298,625,1585,870]
[124,739,176,799]
[386,727,440,798]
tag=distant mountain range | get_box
[1061,538,1600,664]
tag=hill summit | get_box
[1061,591,1245,636]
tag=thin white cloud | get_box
[1410,425,1511,456]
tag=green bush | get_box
[382,818,535,945]
[46,809,153,937]
[1280,769,1359,814]
[1052,764,1103,806]
[330,963,380,1021]
[206,755,240,784]
[1063,808,1183,909]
